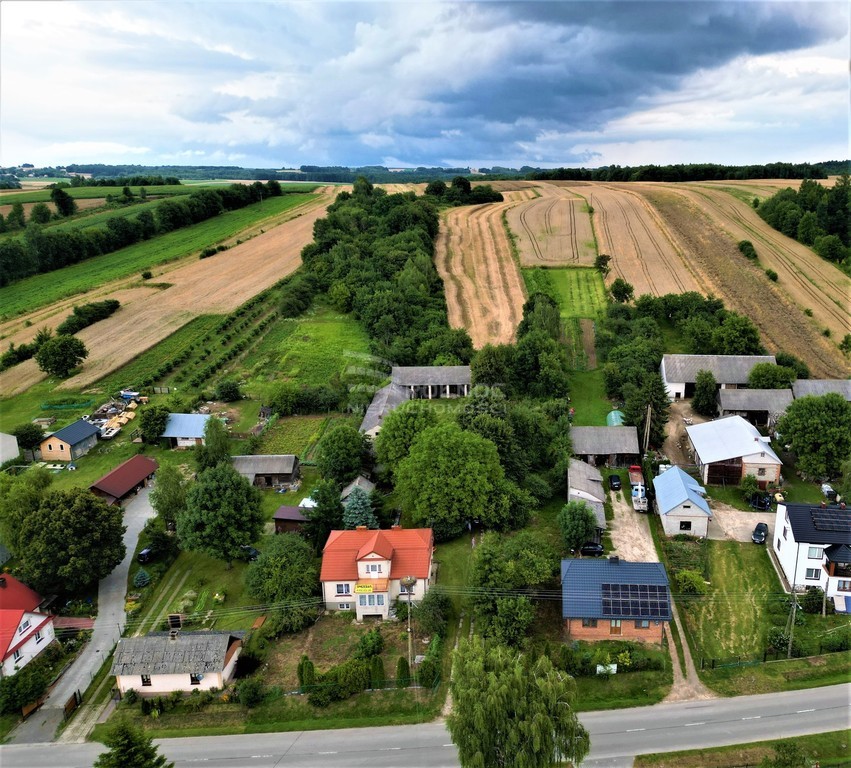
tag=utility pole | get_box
[401,575,416,675]
[643,402,653,455]
[787,543,801,659]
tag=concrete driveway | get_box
[9,486,155,744]
[707,501,774,544]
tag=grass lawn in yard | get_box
[258,415,329,457]
[634,729,851,768]
[568,368,612,426]
[522,267,607,320]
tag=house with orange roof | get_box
[320,527,434,620]
[0,574,56,679]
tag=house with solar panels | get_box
[773,502,851,613]
[560,558,672,643]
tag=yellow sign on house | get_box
[354,583,373,594]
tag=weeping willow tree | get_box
[447,638,589,767]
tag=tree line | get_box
[756,175,850,267]
[527,161,830,183]
[0,181,285,287]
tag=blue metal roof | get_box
[50,419,100,446]
[161,413,211,439]
[560,559,671,621]
[652,466,711,517]
[606,409,625,426]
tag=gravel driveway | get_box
[707,501,774,543]
[608,489,658,562]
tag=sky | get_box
[1,0,848,170]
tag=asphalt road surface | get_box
[1,683,848,768]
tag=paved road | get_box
[2,683,848,767]
[8,487,155,744]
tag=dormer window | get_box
[368,563,382,573]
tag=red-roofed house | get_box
[0,575,55,678]
[90,454,159,505]
[320,528,434,620]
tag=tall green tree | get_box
[245,533,319,632]
[374,401,438,476]
[470,344,516,389]
[93,720,173,768]
[177,464,263,567]
[139,405,170,445]
[10,423,43,456]
[0,466,51,553]
[34,335,88,377]
[195,416,231,471]
[5,202,25,229]
[748,362,797,389]
[17,488,126,594]
[622,373,670,449]
[557,500,599,553]
[395,422,507,540]
[301,479,344,552]
[29,202,53,225]
[692,369,718,416]
[447,638,589,768]
[342,486,378,529]
[610,277,634,303]
[149,463,187,529]
[711,313,762,355]
[776,393,851,479]
[50,187,78,217]
[316,423,366,484]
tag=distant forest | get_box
[2,159,847,186]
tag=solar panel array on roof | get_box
[811,509,851,533]
[601,583,668,618]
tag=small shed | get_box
[571,426,640,467]
[39,420,100,462]
[717,389,793,429]
[161,414,211,449]
[341,475,376,503]
[653,466,712,538]
[231,455,300,487]
[273,506,308,534]
[90,454,159,505]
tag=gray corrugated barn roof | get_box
[662,355,776,385]
[717,388,793,414]
[568,459,605,501]
[392,366,471,387]
[561,559,672,621]
[359,384,411,434]
[571,426,639,456]
[232,455,298,481]
[110,631,244,676]
[792,380,851,400]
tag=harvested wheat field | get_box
[376,183,427,195]
[435,194,528,348]
[0,197,104,218]
[505,182,596,266]
[566,183,706,296]
[0,196,332,396]
[635,185,848,378]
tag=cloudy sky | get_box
[1,1,847,170]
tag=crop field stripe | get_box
[0,193,318,320]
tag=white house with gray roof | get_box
[686,415,781,488]
[660,354,776,400]
[391,365,471,400]
[653,466,712,538]
[111,631,243,696]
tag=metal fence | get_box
[701,645,847,670]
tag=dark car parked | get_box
[137,547,154,564]
[240,545,260,562]
[752,522,768,544]
[750,493,772,511]
[580,542,605,557]
[608,475,622,491]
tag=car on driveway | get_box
[580,542,605,557]
[239,545,260,562]
[752,522,768,544]
[750,493,772,511]
[608,475,622,491]
[821,483,837,502]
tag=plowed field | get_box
[505,183,596,266]
[0,194,333,395]
[434,193,528,348]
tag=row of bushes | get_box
[0,181,286,287]
[56,299,121,335]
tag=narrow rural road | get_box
[8,487,155,744]
[1,684,848,768]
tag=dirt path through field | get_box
[434,196,528,348]
[0,194,332,395]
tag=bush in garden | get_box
[133,568,151,588]
[236,677,264,709]
[396,657,410,688]
[353,628,384,659]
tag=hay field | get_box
[0,197,104,218]
[637,185,848,377]
[0,194,333,396]
[505,182,596,266]
[567,183,706,296]
[434,193,528,348]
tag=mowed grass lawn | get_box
[258,415,329,457]
[0,193,316,318]
[568,368,612,426]
[524,267,607,320]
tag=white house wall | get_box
[773,506,827,592]
[116,670,226,696]
[1,615,55,678]
[660,506,710,538]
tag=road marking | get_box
[626,728,645,732]
[741,716,761,720]
[382,747,402,750]
[443,744,454,747]
[684,722,705,727]
[318,752,338,755]
[796,709,815,713]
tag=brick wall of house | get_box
[565,618,665,644]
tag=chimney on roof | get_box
[356,525,368,530]
[391,524,401,530]
[841,502,847,510]
[608,556,619,564]
[821,501,827,509]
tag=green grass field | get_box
[0,194,316,319]
[567,368,612,426]
[0,184,197,205]
[258,415,330,457]
[522,266,607,320]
